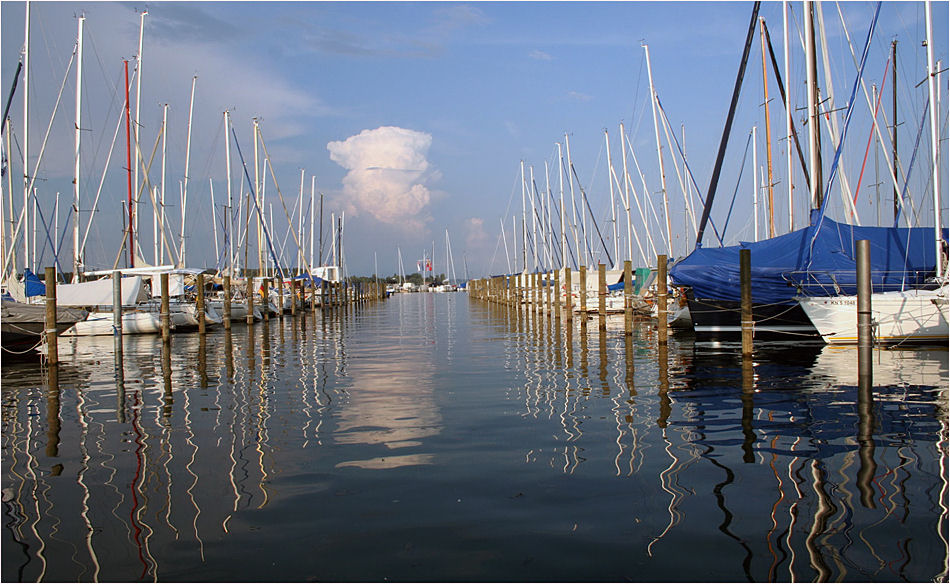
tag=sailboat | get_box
[669,2,947,342]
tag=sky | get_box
[1,1,947,279]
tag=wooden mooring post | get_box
[740,249,752,355]
[112,270,123,338]
[44,267,58,364]
[657,255,668,345]
[623,260,632,336]
[161,272,171,343]
[598,263,606,330]
[223,275,232,330]
[857,239,872,384]
[197,273,206,335]
[246,277,255,325]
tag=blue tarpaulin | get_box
[670,218,947,304]
[23,269,45,297]
[293,273,324,286]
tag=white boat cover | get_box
[57,276,148,307]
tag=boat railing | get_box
[784,269,938,296]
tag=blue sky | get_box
[1,1,947,278]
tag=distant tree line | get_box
[347,273,449,285]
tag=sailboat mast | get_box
[133,10,145,238]
[309,176,315,269]
[924,0,943,278]
[224,109,232,273]
[804,0,822,211]
[520,160,527,272]
[783,0,794,232]
[557,142,567,270]
[752,125,759,241]
[759,16,776,238]
[73,13,84,281]
[564,133,584,267]
[181,75,196,268]
[529,165,538,271]
[22,0,30,274]
[160,103,167,264]
[124,59,134,268]
[891,40,898,223]
[644,43,673,257]
[604,129,619,266]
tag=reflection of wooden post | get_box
[223,275,232,330]
[246,277,255,325]
[740,355,755,463]
[197,273,206,335]
[161,272,171,343]
[657,255,668,345]
[740,249,752,355]
[598,263,606,329]
[44,267,58,365]
[624,260,632,336]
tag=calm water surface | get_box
[2,293,948,582]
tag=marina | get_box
[2,292,948,582]
[1,0,948,580]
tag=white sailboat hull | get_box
[62,311,163,336]
[798,284,949,344]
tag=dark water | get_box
[2,293,947,582]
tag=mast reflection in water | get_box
[2,293,947,582]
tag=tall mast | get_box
[752,125,759,241]
[783,0,794,232]
[124,60,134,268]
[557,142,566,270]
[529,165,538,271]
[73,14,84,281]
[891,40,898,223]
[619,123,636,265]
[181,75,196,268]
[520,160,527,272]
[309,176,315,269]
[318,193,324,266]
[22,0,30,273]
[804,0,822,211]
[210,178,218,268]
[254,118,262,273]
[565,133,583,267]
[758,16,776,238]
[224,109,232,272]
[133,10,146,238]
[160,103,167,264]
[924,0,943,278]
[643,43,673,257]
[604,129,619,266]
[297,168,305,273]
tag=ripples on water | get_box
[2,293,947,582]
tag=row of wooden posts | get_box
[471,244,876,367]
[41,267,386,365]
[468,257,670,342]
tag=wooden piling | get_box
[290,280,297,316]
[161,272,171,343]
[598,263,606,329]
[565,267,573,323]
[857,239,872,383]
[223,275,232,330]
[579,265,587,317]
[113,270,123,337]
[623,260,632,336]
[44,267,58,364]
[277,277,284,318]
[262,279,269,321]
[657,255,668,345]
[553,268,560,319]
[740,249,752,355]
[197,273,206,335]
[246,277,255,325]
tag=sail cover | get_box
[670,218,947,304]
[57,276,147,307]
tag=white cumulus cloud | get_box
[327,126,439,231]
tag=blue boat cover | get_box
[670,218,947,304]
[293,273,324,286]
[23,269,46,297]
